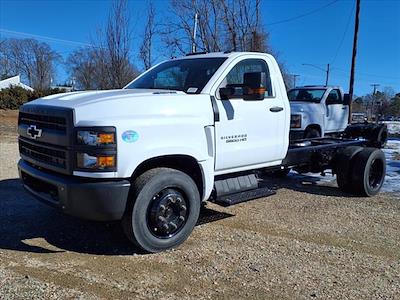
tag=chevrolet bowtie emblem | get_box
[27,125,42,139]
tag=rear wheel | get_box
[351,148,386,196]
[122,168,200,253]
[335,146,364,193]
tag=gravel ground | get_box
[0,112,400,299]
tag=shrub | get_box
[0,86,64,109]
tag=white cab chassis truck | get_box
[288,86,350,140]
[18,52,388,252]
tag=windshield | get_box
[288,89,326,103]
[125,58,227,94]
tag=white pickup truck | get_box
[288,86,350,139]
[17,52,387,252]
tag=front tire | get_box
[122,168,200,253]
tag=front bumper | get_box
[18,160,130,221]
[289,130,305,141]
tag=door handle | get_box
[270,106,284,112]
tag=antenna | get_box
[191,13,198,53]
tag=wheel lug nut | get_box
[169,222,177,230]
[158,216,166,222]
[179,216,185,221]
[176,197,182,203]
[159,205,166,212]
[180,205,187,212]
[162,223,169,231]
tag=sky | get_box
[0,0,399,96]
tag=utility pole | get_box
[302,63,329,86]
[370,83,380,122]
[191,13,198,53]
[325,63,330,86]
[371,83,380,95]
[292,74,300,88]
[348,0,361,123]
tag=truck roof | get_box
[295,85,342,90]
[174,51,274,60]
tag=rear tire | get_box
[335,146,364,193]
[122,168,200,253]
[351,148,386,196]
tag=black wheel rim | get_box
[368,158,384,189]
[147,188,189,239]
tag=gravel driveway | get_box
[1,132,400,299]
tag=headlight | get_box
[290,114,302,128]
[77,128,115,146]
[76,153,116,170]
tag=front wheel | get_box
[122,168,200,253]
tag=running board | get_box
[212,174,276,207]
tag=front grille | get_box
[19,112,67,132]
[19,139,67,169]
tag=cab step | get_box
[212,174,276,207]
[214,186,276,206]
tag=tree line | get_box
[352,88,400,118]
[1,0,294,91]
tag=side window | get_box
[218,59,273,98]
[326,89,342,105]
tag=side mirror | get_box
[219,87,235,100]
[343,93,350,105]
[243,72,265,101]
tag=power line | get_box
[0,28,93,47]
[266,0,340,26]
[331,0,355,64]
[333,67,400,80]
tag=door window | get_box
[218,59,273,98]
[326,89,342,105]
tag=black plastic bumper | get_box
[289,130,305,141]
[18,160,131,221]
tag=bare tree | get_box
[102,0,137,88]
[163,0,224,55]
[139,1,156,70]
[66,48,97,90]
[163,0,270,55]
[68,0,138,90]
[0,38,60,89]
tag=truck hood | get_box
[28,89,186,108]
[23,89,213,127]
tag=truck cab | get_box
[288,86,349,139]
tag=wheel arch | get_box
[131,154,205,200]
[305,124,322,136]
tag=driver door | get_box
[325,89,348,132]
[214,58,287,172]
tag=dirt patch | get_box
[1,142,400,299]
[0,110,18,142]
